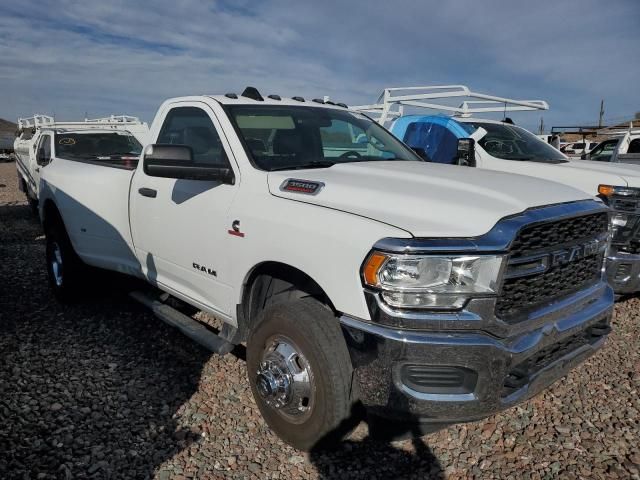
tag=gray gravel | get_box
[0,162,639,479]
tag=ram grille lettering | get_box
[549,239,602,268]
[505,238,603,280]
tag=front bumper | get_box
[606,247,640,295]
[340,282,613,424]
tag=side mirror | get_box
[456,138,475,167]
[143,144,234,184]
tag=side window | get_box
[157,107,230,167]
[36,135,51,165]
[404,122,458,164]
[628,139,640,154]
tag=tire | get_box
[45,221,85,303]
[246,298,356,451]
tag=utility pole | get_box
[538,116,544,134]
[598,99,605,128]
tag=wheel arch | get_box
[233,261,337,343]
[41,198,64,232]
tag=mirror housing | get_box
[143,144,234,184]
[456,138,475,167]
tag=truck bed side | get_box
[40,157,141,277]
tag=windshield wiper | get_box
[528,158,568,164]
[269,161,336,172]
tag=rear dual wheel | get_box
[45,221,86,302]
[246,298,356,451]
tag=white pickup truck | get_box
[584,128,640,165]
[38,87,613,450]
[354,86,640,296]
[14,115,148,211]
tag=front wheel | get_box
[246,298,356,451]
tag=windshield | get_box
[55,132,142,161]
[226,105,421,171]
[462,121,568,163]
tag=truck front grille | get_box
[496,212,608,323]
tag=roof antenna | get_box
[241,86,264,101]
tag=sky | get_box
[0,0,638,133]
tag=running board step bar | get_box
[129,290,234,355]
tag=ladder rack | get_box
[17,114,146,131]
[351,85,549,125]
[17,114,54,129]
[84,115,142,124]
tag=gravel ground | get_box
[0,161,639,479]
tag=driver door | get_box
[130,102,239,317]
[34,134,52,196]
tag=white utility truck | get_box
[584,126,640,165]
[39,87,613,450]
[354,86,640,296]
[14,114,148,211]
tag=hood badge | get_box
[280,178,325,195]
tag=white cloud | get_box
[0,0,638,131]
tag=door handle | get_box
[138,187,157,198]
[35,167,40,172]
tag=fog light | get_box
[400,364,478,395]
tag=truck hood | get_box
[267,161,592,237]
[482,157,640,193]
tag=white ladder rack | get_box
[18,114,145,131]
[351,85,549,125]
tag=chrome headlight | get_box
[363,252,505,309]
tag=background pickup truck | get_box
[38,87,613,450]
[355,86,640,297]
[14,115,148,212]
[584,129,640,166]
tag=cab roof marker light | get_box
[292,96,305,102]
[268,94,281,101]
[225,93,238,99]
[241,86,264,102]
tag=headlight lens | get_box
[363,253,504,309]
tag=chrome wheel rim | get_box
[255,335,315,423]
[51,242,63,287]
